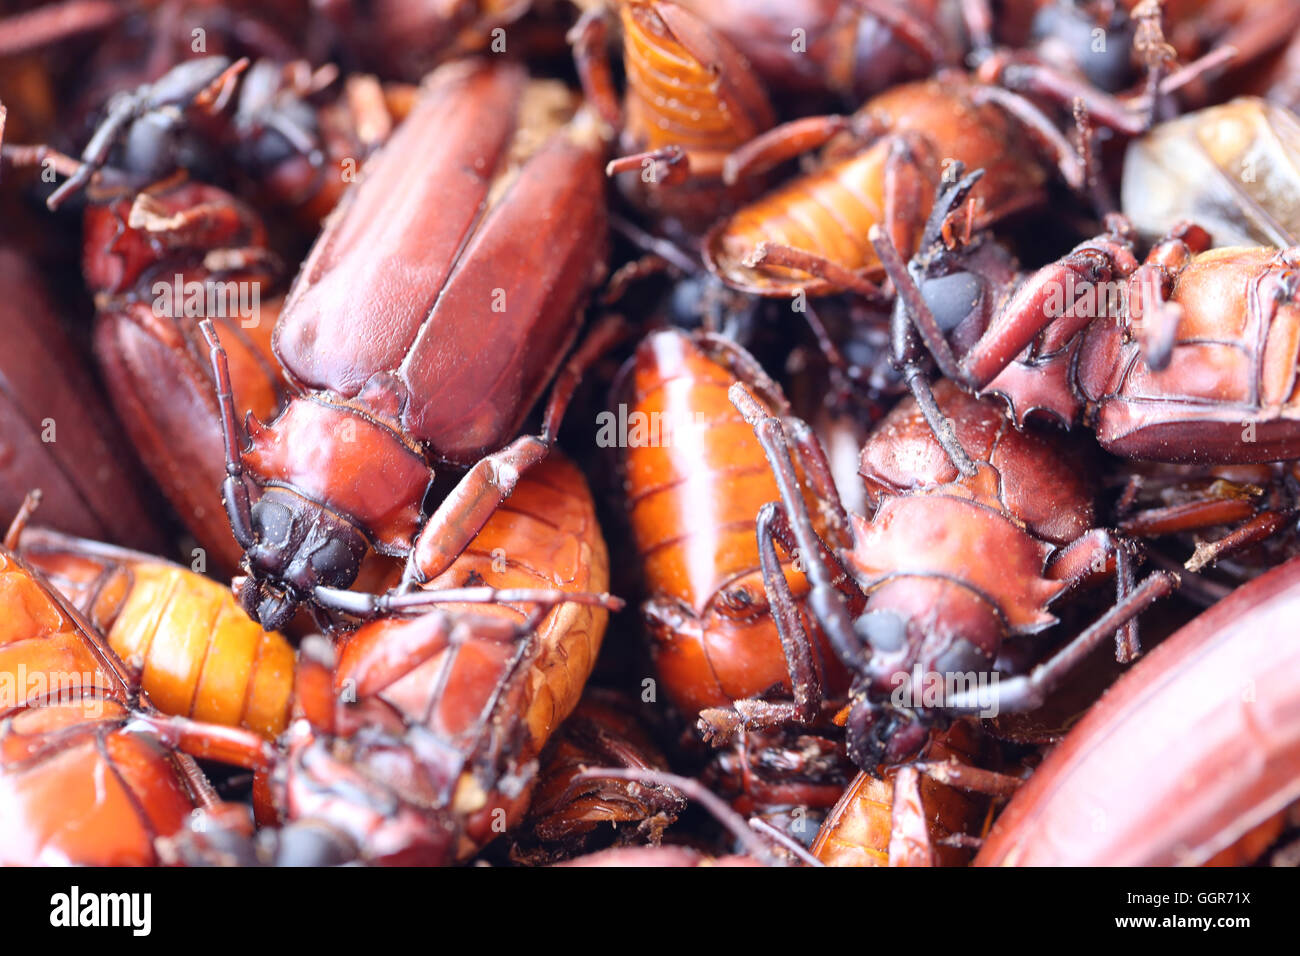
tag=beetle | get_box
[18,527,296,739]
[873,168,1300,467]
[975,551,1300,866]
[0,495,240,866]
[200,57,612,630]
[700,71,1078,298]
[13,54,399,229]
[228,450,617,859]
[670,0,989,101]
[618,327,851,726]
[71,178,287,571]
[718,374,1177,770]
[1122,97,1300,248]
[136,451,618,864]
[0,248,165,552]
[570,0,777,230]
[157,574,623,865]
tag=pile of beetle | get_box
[0,0,1298,867]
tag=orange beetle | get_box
[19,528,296,739]
[620,328,850,725]
[702,73,1064,297]
[0,506,230,865]
[573,0,776,229]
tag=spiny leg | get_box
[697,502,826,744]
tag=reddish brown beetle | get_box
[717,375,1176,770]
[976,552,1300,866]
[873,168,1300,467]
[0,248,164,551]
[74,178,287,571]
[202,58,611,629]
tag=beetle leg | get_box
[1119,498,1259,537]
[1128,261,1185,371]
[313,585,623,619]
[849,0,953,68]
[44,96,137,208]
[905,366,978,478]
[958,239,1139,390]
[886,765,937,866]
[744,242,887,302]
[1185,509,1297,573]
[871,224,962,381]
[0,0,125,58]
[731,383,865,668]
[1046,528,1142,661]
[722,115,855,185]
[568,5,621,130]
[698,502,827,744]
[199,320,257,550]
[968,84,1087,190]
[606,145,690,187]
[956,0,993,52]
[129,711,278,772]
[946,571,1178,715]
[781,415,854,550]
[910,760,1023,798]
[3,490,42,551]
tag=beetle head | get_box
[843,578,1003,770]
[237,488,368,629]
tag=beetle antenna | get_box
[312,585,625,618]
[199,320,257,549]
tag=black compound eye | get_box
[309,538,357,587]
[857,610,907,653]
[251,499,292,547]
[920,271,984,333]
[931,638,986,677]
